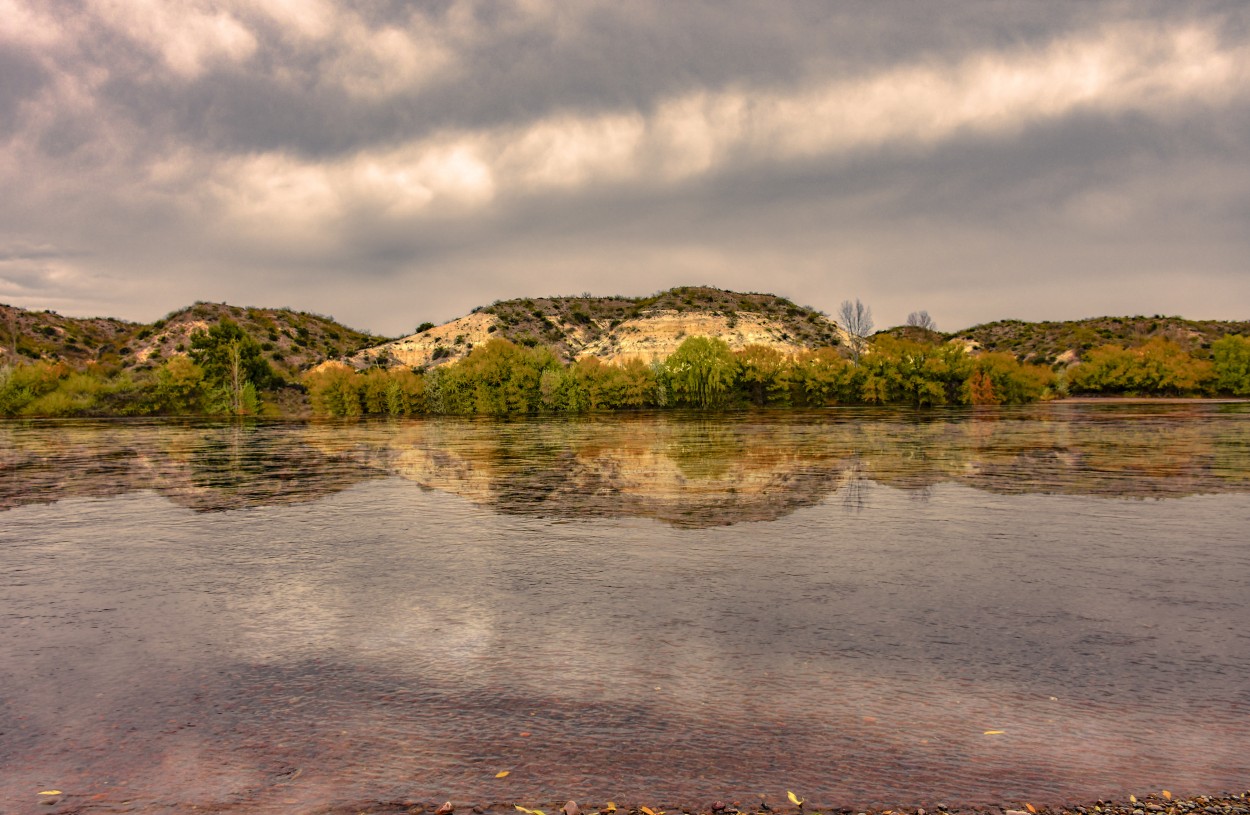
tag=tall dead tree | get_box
[838,298,874,362]
[906,310,936,331]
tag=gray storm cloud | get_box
[0,0,1247,335]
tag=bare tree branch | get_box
[838,299,874,361]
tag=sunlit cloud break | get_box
[207,22,1247,233]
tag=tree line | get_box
[302,334,1059,417]
[3,318,1249,418]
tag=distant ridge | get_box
[0,301,385,380]
[887,315,1250,367]
[4,292,1249,376]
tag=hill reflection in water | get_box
[3,404,1249,522]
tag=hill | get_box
[1,303,138,367]
[1,301,388,381]
[942,315,1250,366]
[350,285,845,369]
[126,302,387,381]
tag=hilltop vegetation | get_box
[1,303,137,367]
[1,301,386,380]
[479,286,841,357]
[941,315,1250,366]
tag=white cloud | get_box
[0,0,67,48]
[86,0,258,78]
[189,21,1248,240]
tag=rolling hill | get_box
[0,301,387,382]
[348,285,845,369]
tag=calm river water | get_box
[2,405,1249,813]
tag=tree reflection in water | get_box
[2,404,1249,522]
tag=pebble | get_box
[435,801,455,815]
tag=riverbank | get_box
[281,791,1250,815]
[1052,397,1250,404]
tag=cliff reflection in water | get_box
[3,404,1249,522]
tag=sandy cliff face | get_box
[349,312,502,368]
[577,309,844,364]
[354,306,846,369]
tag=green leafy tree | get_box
[665,336,739,409]
[434,338,560,415]
[382,369,425,415]
[304,365,363,417]
[1211,335,1250,396]
[189,319,274,414]
[154,356,206,414]
[0,361,68,416]
[617,357,660,408]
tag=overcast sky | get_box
[1,1,1248,335]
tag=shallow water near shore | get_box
[2,405,1249,813]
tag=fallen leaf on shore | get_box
[1130,797,1138,804]
[520,732,531,737]
[603,804,617,814]
[983,730,1005,735]
[495,771,510,779]
[38,791,62,796]
[1163,792,1172,801]
[641,807,660,815]
[788,792,804,806]
[1026,804,1037,813]
[515,807,546,815]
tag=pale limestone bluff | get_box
[350,306,847,369]
[575,309,843,364]
[348,312,502,369]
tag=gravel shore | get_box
[300,791,1250,815]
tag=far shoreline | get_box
[1048,396,1250,404]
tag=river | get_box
[2,405,1248,813]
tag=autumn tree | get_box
[857,335,972,406]
[962,352,1053,405]
[734,344,791,406]
[790,347,853,406]
[153,356,206,413]
[1069,338,1211,396]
